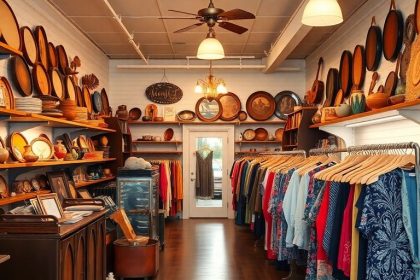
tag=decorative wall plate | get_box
[365,16,382,71]
[129,107,142,120]
[177,110,196,121]
[100,88,110,115]
[339,50,353,98]
[64,76,76,100]
[82,86,93,114]
[217,92,241,121]
[164,128,174,141]
[56,45,69,75]
[274,91,302,120]
[32,63,51,96]
[49,68,64,99]
[35,26,49,69]
[255,128,268,141]
[145,104,158,119]
[92,91,102,113]
[242,129,255,141]
[195,97,222,122]
[0,0,20,50]
[275,128,284,142]
[11,56,32,97]
[0,175,8,198]
[238,111,247,121]
[246,91,275,121]
[8,132,28,162]
[30,137,53,160]
[20,26,38,66]
[324,69,339,107]
[0,77,14,109]
[48,42,58,68]
[352,45,366,90]
[383,0,403,61]
[75,86,84,107]
[145,82,183,104]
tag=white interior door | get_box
[188,131,229,218]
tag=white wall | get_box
[305,0,420,145]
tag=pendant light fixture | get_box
[194,61,227,99]
[197,28,225,60]
[302,0,343,26]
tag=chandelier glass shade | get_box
[197,29,225,60]
[194,62,227,99]
[302,0,343,26]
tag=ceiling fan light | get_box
[197,37,225,60]
[195,82,204,94]
[302,0,343,27]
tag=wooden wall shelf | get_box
[0,190,51,206]
[128,120,286,126]
[75,177,116,189]
[131,151,183,155]
[0,42,22,56]
[0,108,27,117]
[0,158,116,170]
[132,141,182,144]
[235,141,281,144]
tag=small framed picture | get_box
[68,181,77,199]
[78,189,92,199]
[29,198,42,214]
[47,171,71,203]
[163,106,176,121]
[37,193,64,219]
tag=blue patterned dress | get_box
[357,169,415,280]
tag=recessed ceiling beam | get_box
[264,0,312,73]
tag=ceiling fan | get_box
[160,0,256,34]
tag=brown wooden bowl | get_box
[366,92,390,110]
[254,128,268,141]
[129,107,142,120]
[163,128,174,141]
[388,94,405,105]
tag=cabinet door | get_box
[95,219,106,280]
[86,223,97,280]
[74,230,86,280]
[61,236,75,280]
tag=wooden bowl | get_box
[129,107,142,120]
[163,128,174,141]
[388,94,405,105]
[254,128,268,141]
[238,111,247,121]
[274,128,284,142]
[366,92,390,110]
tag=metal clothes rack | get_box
[259,150,307,157]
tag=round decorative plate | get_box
[217,92,241,121]
[145,104,158,119]
[129,107,142,120]
[0,175,8,198]
[365,16,382,71]
[195,97,222,122]
[56,45,69,75]
[339,50,353,98]
[177,110,196,121]
[11,56,32,97]
[82,86,93,114]
[164,128,174,141]
[20,26,38,66]
[352,45,366,90]
[92,91,102,113]
[100,88,110,115]
[77,135,89,150]
[242,129,256,141]
[334,89,344,106]
[8,132,28,162]
[48,42,58,68]
[49,68,64,99]
[30,137,53,160]
[255,128,268,141]
[0,0,21,50]
[0,77,14,109]
[238,111,247,121]
[35,26,49,69]
[64,76,76,101]
[274,91,302,120]
[32,63,51,96]
[246,91,275,121]
[275,128,284,142]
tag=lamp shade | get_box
[302,0,343,27]
[197,37,225,60]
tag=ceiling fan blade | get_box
[159,17,198,20]
[218,22,248,34]
[219,9,256,20]
[174,23,204,33]
[168,9,199,16]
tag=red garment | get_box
[337,184,355,277]
[159,163,168,204]
[316,182,331,260]
[262,171,276,260]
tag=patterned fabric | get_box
[322,181,340,257]
[278,169,295,261]
[358,169,415,280]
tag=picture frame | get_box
[78,189,92,199]
[46,171,71,203]
[37,193,64,219]
[29,198,42,214]
[68,181,77,199]
[163,106,176,121]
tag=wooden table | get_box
[0,255,10,264]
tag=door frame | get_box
[182,125,235,219]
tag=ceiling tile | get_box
[169,33,205,45]
[141,45,174,56]
[109,54,142,59]
[48,0,111,16]
[133,33,170,44]
[86,32,127,44]
[108,0,161,16]
[247,32,278,44]
[123,17,167,33]
[251,17,289,33]
[217,32,249,44]
[69,17,122,33]
[243,43,270,54]
[101,44,137,54]
[258,0,303,16]
[222,45,244,54]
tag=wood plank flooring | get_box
[155,219,289,280]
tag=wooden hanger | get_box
[364,153,415,184]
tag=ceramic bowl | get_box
[366,92,390,110]
[335,104,352,117]
[142,116,152,122]
[129,107,142,120]
[388,94,405,105]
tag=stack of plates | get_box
[75,106,88,120]
[42,99,59,111]
[15,97,42,113]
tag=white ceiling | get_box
[48,0,366,60]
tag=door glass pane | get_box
[195,137,223,208]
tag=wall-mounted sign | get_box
[145,82,183,104]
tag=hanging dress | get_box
[195,150,214,199]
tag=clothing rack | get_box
[259,150,307,157]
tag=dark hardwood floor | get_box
[154,219,289,280]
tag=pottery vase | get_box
[54,140,67,160]
[350,90,366,114]
[23,145,39,162]
[116,105,128,121]
[0,147,9,163]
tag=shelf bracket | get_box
[398,108,420,125]
[318,126,355,147]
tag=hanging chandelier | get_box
[194,61,227,99]
[302,0,343,26]
[197,28,225,60]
